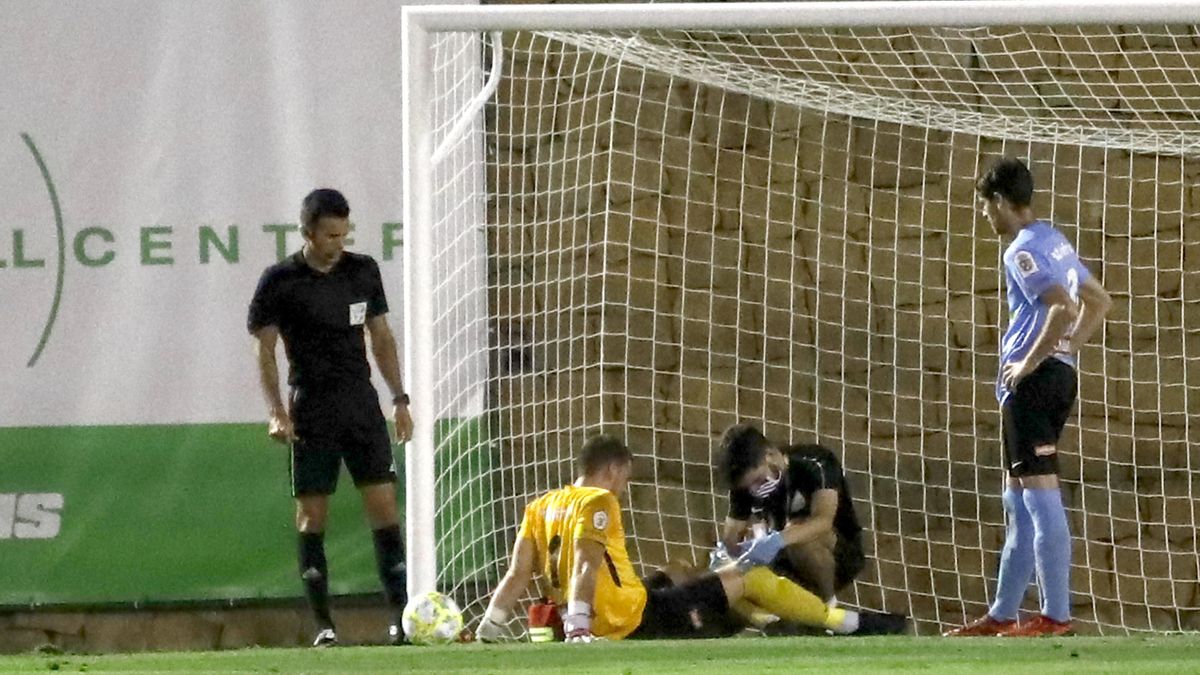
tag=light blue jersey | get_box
[997,220,1089,403]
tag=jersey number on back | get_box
[1056,268,1080,354]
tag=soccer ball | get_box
[401,591,464,645]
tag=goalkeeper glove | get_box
[709,541,735,571]
[476,608,511,643]
[738,531,785,568]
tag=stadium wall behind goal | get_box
[0,0,485,607]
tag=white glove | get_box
[709,541,736,571]
[476,608,512,643]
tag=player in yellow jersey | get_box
[476,434,902,642]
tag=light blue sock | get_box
[988,486,1035,621]
[1023,487,1072,622]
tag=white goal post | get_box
[402,0,1200,635]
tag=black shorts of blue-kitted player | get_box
[628,573,732,639]
[1002,358,1077,478]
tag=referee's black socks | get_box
[372,524,408,621]
[299,531,335,632]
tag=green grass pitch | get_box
[2,635,1198,673]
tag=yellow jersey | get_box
[517,484,647,639]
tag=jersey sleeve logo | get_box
[592,510,608,530]
[349,301,367,326]
[1014,250,1039,278]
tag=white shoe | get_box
[312,628,338,648]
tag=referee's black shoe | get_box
[387,623,410,646]
[311,628,338,648]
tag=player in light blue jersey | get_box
[945,158,1111,638]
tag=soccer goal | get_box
[401,1,1200,635]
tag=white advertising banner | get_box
[0,0,481,427]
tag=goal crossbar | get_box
[405,0,1200,32]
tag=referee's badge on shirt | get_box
[349,301,367,326]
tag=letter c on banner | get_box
[74,227,116,267]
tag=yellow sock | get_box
[730,598,777,628]
[743,567,845,631]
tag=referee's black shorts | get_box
[628,574,732,639]
[1002,357,1077,478]
[289,382,395,496]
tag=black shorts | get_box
[833,534,866,590]
[289,383,395,496]
[628,574,731,640]
[1002,358,1077,478]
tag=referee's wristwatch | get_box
[393,393,410,406]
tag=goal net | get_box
[404,2,1200,636]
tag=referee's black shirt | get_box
[247,250,388,390]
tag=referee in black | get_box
[249,188,414,647]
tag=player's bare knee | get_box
[295,497,329,532]
[366,512,399,530]
[360,484,400,528]
[296,513,326,532]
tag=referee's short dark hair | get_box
[300,188,351,234]
[717,424,771,488]
[579,434,632,476]
[976,157,1034,207]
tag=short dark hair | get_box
[578,434,632,476]
[300,188,350,234]
[976,157,1034,207]
[716,424,771,488]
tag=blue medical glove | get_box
[738,531,785,567]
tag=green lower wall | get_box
[0,420,495,607]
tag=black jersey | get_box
[247,251,388,389]
[729,444,863,541]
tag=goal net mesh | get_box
[423,24,1200,636]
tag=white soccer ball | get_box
[401,591,464,645]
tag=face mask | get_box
[752,469,781,498]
